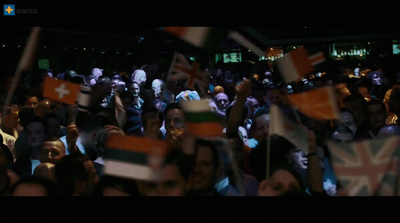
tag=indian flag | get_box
[287,85,339,120]
[269,104,309,153]
[164,27,225,53]
[103,135,171,181]
[275,46,325,84]
[180,99,224,137]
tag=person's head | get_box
[366,99,387,130]
[152,79,166,99]
[94,175,139,196]
[44,113,62,139]
[119,90,134,109]
[246,96,260,117]
[97,76,112,96]
[36,99,55,118]
[250,112,270,142]
[55,153,99,196]
[343,93,368,126]
[377,124,400,138]
[80,115,114,161]
[91,68,103,81]
[214,93,229,115]
[257,164,305,196]
[357,83,371,100]
[128,81,141,98]
[331,125,354,142]
[1,104,19,130]
[39,138,66,164]
[18,105,34,128]
[25,95,39,111]
[189,138,220,196]
[157,149,194,196]
[11,176,56,196]
[289,148,307,170]
[131,69,147,87]
[339,108,357,136]
[33,162,56,183]
[24,115,48,149]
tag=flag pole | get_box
[3,27,41,112]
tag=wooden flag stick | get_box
[3,27,41,110]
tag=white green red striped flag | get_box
[103,135,172,181]
[167,52,209,97]
[328,136,400,196]
[269,104,309,153]
[180,99,224,137]
[275,46,325,84]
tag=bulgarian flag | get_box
[287,85,340,120]
[43,77,81,105]
[180,99,224,137]
[103,134,172,181]
[275,46,325,84]
[269,104,309,153]
[164,27,225,53]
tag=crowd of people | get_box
[1,53,400,197]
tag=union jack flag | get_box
[167,52,209,97]
[328,136,400,196]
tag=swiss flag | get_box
[43,77,81,105]
[275,46,325,84]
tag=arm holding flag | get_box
[306,129,326,195]
[226,79,251,136]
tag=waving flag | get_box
[180,99,223,137]
[167,52,209,97]
[275,46,325,83]
[269,104,309,153]
[104,134,172,181]
[328,136,400,196]
[287,85,339,120]
[113,91,127,128]
[43,77,81,105]
[164,27,225,53]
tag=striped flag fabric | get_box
[167,52,209,97]
[179,99,224,137]
[275,46,325,84]
[164,27,225,53]
[43,77,81,105]
[328,136,400,196]
[286,85,340,120]
[103,134,172,181]
[269,104,309,153]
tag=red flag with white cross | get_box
[43,77,81,105]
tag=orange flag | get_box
[43,77,81,105]
[287,85,339,120]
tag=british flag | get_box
[167,52,209,97]
[328,136,400,196]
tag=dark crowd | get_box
[1,47,400,197]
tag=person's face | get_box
[158,164,189,196]
[12,183,48,196]
[26,97,39,110]
[135,72,147,86]
[191,145,217,193]
[26,122,46,148]
[129,83,140,97]
[260,169,302,196]
[40,140,66,164]
[45,117,61,139]
[83,160,99,195]
[214,93,229,113]
[290,148,308,169]
[4,110,19,130]
[357,87,370,98]
[247,98,259,115]
[367,103,386,129]
[341,111,357,135]
[253,114,269,142]
[165,108,185,131]
[152,80,165,98]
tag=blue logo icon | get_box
[4,5,15,16]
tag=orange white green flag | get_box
[328,136,400,196]
[179,99,224,138]
[286,85,340,120]
[43,77,81,105]
[103,134,172,181]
